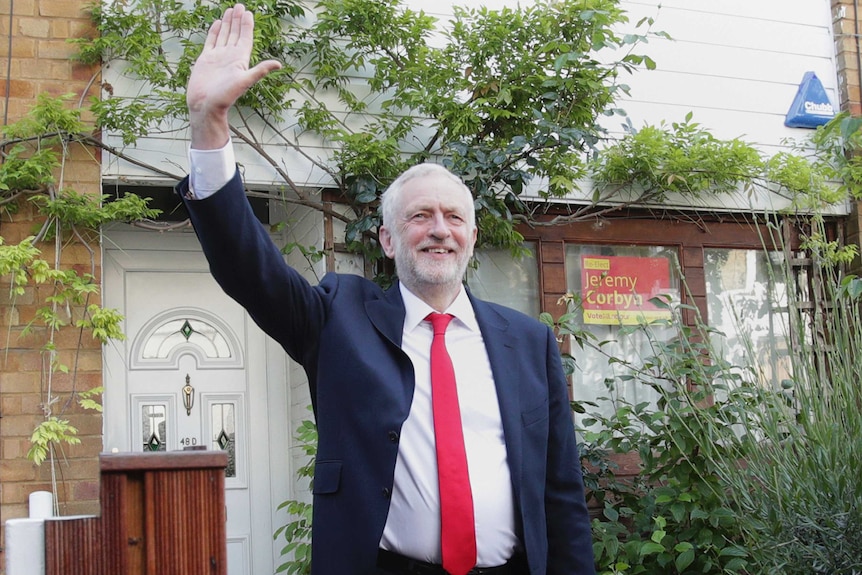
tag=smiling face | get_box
[379,167,477,308]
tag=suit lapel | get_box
[365,283,418,422]
[470,296,524,503]
[365,282,407,348]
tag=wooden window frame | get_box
[519,210,816,328]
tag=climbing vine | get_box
[1,93,159,493]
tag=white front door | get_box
[103,231,290,575]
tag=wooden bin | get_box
[45,450,228,575]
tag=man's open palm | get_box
[187,4,281,149]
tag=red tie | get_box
[426,312,477,575]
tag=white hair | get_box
[380,163,476,229]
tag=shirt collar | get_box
[399,282,479,333]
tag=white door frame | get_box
[102,226,292,574]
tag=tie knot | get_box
[426,312,454,335]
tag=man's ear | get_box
[467,225,478,255]
[379,226,395,259]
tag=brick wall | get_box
[832,1,862,273]
[0,0,101,566]
[833,0,862,116]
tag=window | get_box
[705,249,794,389]
[503,213,814,439]
[468,243,540,318]
[565,244,681,426]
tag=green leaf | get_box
[639,542,665,556]
[675,548,695,571]
[718,546,748,557]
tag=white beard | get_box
[393,240,471,291]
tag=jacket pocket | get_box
[521,399,549,427]
[312,460,342,494]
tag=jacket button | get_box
[382,487,391,499]
[388,431,399,443]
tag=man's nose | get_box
[429,212,451,237]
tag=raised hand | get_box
[187,4,282,150]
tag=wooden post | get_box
[44,451,228,575]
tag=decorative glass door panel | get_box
[205,394,246,487]
[133,396,174,452]
[212,402,237,476]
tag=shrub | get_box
[556,308,750,574]
[556,232,862,574]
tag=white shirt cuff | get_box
[188,141,236,199]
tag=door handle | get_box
[182,374,194,416]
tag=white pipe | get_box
[28,491,53,520]
[4,491,54,575]
[4,518,46,575]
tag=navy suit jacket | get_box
[179,172,595,575]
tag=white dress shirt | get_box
[187,142,236,199]
[187,144,519,566]
[379,284,517,567]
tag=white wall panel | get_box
[622,71,827,115]
[608,101,813,147]
[103,0,838,197]
[629,37,833,84]
[612,0,837,152]
[626,0,829,25]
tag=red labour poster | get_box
[581,255,673,325]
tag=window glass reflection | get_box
[467,243,540,318]
[705,249,793,389]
